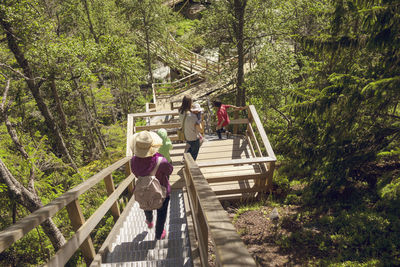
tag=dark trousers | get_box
[216,127,226,139]
[144,196,170,239]
[187,139,200,160]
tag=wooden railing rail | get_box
[246,105,276,191]
[153,73,205,97]
[0,157,133,266]
[183,153,257,267]
[166,34,220,75]
[197,104,276,192]
[126,111,181,156]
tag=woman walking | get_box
[179,95,203,160]
[130,131,173,240]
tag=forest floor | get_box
[227,204,315,267]
[207,198,324,267]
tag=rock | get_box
[248,247,260,253]
[268,208,279,220]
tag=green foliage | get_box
[172,19,204,50]
[0,0,147,265]
[275,207,400,266]
[0,227,53,266]
[379,177,400,202]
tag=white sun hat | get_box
[192,102,204,112]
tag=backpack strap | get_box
[149,157,163,176]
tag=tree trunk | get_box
[0,16,78,172]
[144,16,154,84]
[49,73,68,132]
[81,0,99,43]
[1,78,36,191]
[73,78,107,154]
[234,0,247,107]
[0,159,66,251]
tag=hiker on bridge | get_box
[179,95,203,160]
[130,131,173,240]
[213,99,247,139]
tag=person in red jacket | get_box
[213,99,246,139]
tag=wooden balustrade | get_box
[246,105,276,191]
[153,73,204,97]
[0,157,133,267]
[197,104,276,192]
[126,110,181,156]
[183,153,258,267]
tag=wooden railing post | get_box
[233,110,239,134]
[152,84,157,105]
[183,153,258,267]
[190,53,193,73]
[66,200,95,266]
[125,161,134,197]
[126,114,134,156]
[104,174,120,222]
[266,162,276,192]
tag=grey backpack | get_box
[134,157,167,210]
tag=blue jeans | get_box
[187,139,200,160]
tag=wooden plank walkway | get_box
[169,134,266,200]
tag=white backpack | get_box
[134,157,167,210]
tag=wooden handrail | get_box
[183,153,257,267]
[153,72,199,88]
[135,122,181,131]
[44,174,135,267]
[197,156,274,168]
[0,157,132,266]
[248,105,276,160]
[128,110,179,119]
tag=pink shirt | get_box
[217,104,232,127]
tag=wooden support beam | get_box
[182,188,201,267]
[126,115,134,156]
[183,153,257,266]
[248,105,276,159]
[197,156,274,168]
[66,200,96,266]
[125,161,134,198]
[247,125,268,190]
[206,173,264,183]
[229,118,249,125]
[130,110,179,119]
[104,174,120,222]
[266,161,276,192]
[135,123,181,131]
[233,111,239,134]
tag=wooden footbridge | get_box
[0,100,276,266]
[0,16,276,267]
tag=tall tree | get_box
[117,0,172,85]
[199,0,270,106]
[0,79,66,252]
[0,5,78,171]
[284,0,400,200]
